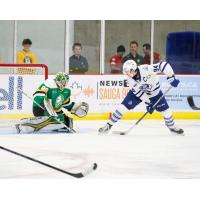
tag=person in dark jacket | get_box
[122,41,144,65]
[69,43,89,74]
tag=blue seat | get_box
[166,32,200,74]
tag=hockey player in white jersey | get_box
[99,60,184,134]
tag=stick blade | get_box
[112,131,127,135]
[187,96,200,110]
[55,162,98,178]
[79,163,97,178]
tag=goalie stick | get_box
[113,85,173,135]
[16,87,76,133]
[187,96,200,110]
[0,145,97,178]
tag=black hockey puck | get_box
[93,163,98,170]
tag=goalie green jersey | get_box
[33,78,75,113]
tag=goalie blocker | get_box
[16,72,89,133]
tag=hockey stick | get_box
[113,85,173,135]
[0,145,97,178]
[16,87,76,133]
[187,96,200,110]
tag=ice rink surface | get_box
[0,119,200,179]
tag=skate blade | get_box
[170,131,185,136]
[98,131,109,135]
[52,129,73,133]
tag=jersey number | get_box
[153,65,159,72]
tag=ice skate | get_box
[98,123,112,134]
[169,126,184,135]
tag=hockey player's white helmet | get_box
[123,60,137,75]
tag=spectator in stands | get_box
[109,45,126,74]
[16,38,37,64]
[16,38,37,74]
[143,43,161,64]
[69,43,89,74]
[122,41,144,65]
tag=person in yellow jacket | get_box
[16,38,37,74]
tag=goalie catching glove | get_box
[70,102,89,118]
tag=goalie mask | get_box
[55,72,69,91]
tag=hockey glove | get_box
[146,103,154,114]
[44,98,58,117]
[167,75,180,87]
[71,102,89,117]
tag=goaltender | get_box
[16,72,89,133]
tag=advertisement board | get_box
[0,74,200,119]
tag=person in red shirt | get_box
[143,43,161,64]
[109,45,126,74]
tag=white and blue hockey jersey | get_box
[127,61,174,100]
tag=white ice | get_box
[0,119,200,178]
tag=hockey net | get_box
[0,64,48,79]
[0,64,49,123]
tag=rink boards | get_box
[0,74,200,120]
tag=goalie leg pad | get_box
[16,116,65,133]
